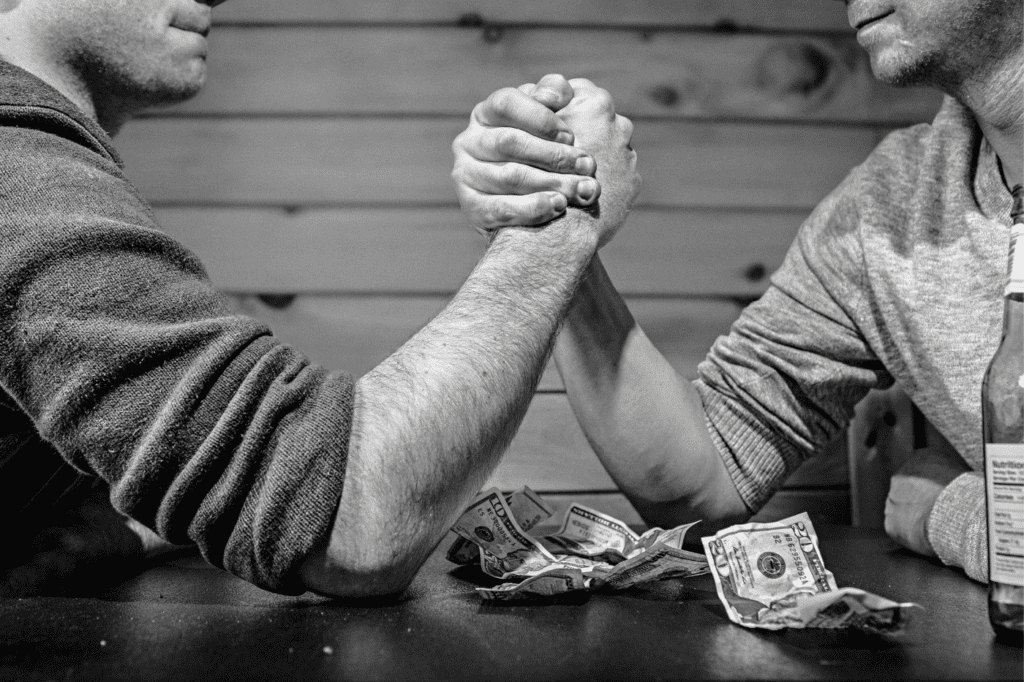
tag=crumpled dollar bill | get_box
[447,487,709,601]
[702,512,919,632]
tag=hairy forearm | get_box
[299,214,598,597]
[553,257,748,535]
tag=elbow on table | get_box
[629,484,751,537]
[296,539,426,599]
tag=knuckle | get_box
[451,167,469,191]
[537,117,563,141]
[486,87,519,115]
[450,159,477,187]
[470,100,490,123]
[547,145,572,172]
[474,209,498,231]
[454,186,479,213]
[485,202,516,226]
[451,130,468,154]
[499,165,528,192]
[534,195,558,221]
[619,114,634,137]
[492,128,521,157]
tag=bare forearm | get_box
[553,257,748,534]
[300,215,598,597]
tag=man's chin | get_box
[138,73,206,110]
[868,51,933,89]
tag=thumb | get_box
[531,73,574,111]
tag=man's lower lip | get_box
[856,12,892,33]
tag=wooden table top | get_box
[1,524,1020,681]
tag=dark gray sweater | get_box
[0,62,354,594]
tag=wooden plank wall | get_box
[116,0,942,528]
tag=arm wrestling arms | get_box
[553,258,749,535]
[295,220,599,598]
[453,74,994,573]
[452,75,748,535]
[297,79,642,598]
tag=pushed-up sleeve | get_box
[694,169,892,512]
[0,128,354,593]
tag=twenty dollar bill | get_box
[702,512,917,631]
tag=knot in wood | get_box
[743,263,767,283]
[257,293,297,310]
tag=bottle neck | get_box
[1002,291,1024,334]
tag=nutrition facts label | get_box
[985,443,1024,586]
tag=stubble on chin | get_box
[102,53,208,111]
[868,47,941,89]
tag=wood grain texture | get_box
[155,207,805,296]
[175,28,941,124]
[224,294,743,391]
[517,489,850,531]
[119,119,878,209]
[212,0,853,31]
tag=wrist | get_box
[488,210,599,272]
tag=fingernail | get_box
[547,192,567,212]
[577,179,598,202]
[554,131,574,145]
[574,156,595,175]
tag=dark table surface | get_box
[1,524,1021,681]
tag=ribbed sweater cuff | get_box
[927,471,987,583]
[695,381,803,513]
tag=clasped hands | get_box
[452,74,641,246]
[452,73,971,563]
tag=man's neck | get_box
[0,47,131,136]
[952,51,1024,190]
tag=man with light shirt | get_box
[451,0,1023,583]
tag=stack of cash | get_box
[446,487,709,601]
[702,512,918,632]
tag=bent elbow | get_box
[296,544,425,600]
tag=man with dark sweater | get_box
[451,0,1022,583]
[0,0,638,596]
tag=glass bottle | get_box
[981,183,1024,640]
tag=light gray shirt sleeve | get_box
[693,167,893,512]
[693,101,994,583]
[928,472,987,582]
